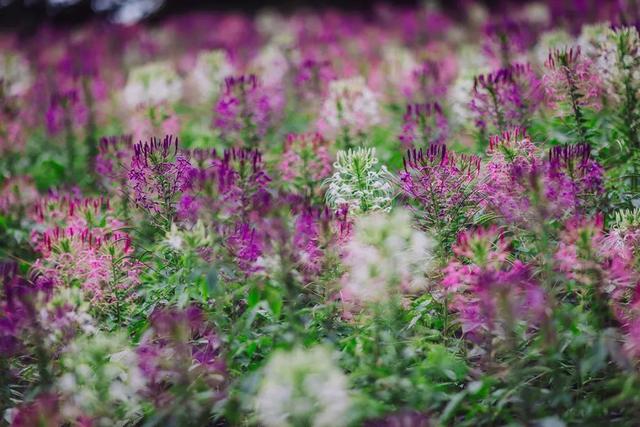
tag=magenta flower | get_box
[470,63,542,133]
[137,306,226,417]
[399,144,481,232]
[543,47,603,142]
[213,75,277,147]
[225,222,263,274]
[443,227,546,345]
[398,102,448,149]
[480,130,603,224]
[128,135,194,227]
[279,132,332,201]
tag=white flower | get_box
[317,77,381,140]
[533,29,574,65]
[342,209,435,303]
[57,331,145,426]
[186,49,234,102]
[122,61,182,108]
[325,147,393,215]
[255,346,352,427]
[250,44,290,88]
[0,52,32,97]
[381,44,418,94]
[590,26,640,107]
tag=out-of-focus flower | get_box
[533,29,574,65]
[214,75,279,146]
[122,61,182,108]
[295,58,335,102]
[184,49,234,103]
[8,394,61,427]
[470,63,542,132]
[341,209,435,303]
[482,18,533,68]
[479,130,602,224]
[577,22,611,60]
[543,47,603,141]
[317,76,381,142]
[380,44,418,98]
[255,346,351,427]
[57,331,145,426]
[398,102,448,148]
[137,306,226,421]
[0,176,39,216]
[279,132,332,200]
[325,147,393,215]
[0,51,32,98]
[443,227,546,343]
[250,44,290,88]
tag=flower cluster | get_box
[325,147,393,215]
[255,346,351,427]
[341,209,435,304]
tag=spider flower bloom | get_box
[399,144,481,232]
[0,51,32,98]
[595,27,640,146]
[225,222,263,274]
[398,102,448,149]
[411,59,451,102]
[555,215,640,331]
[341,209,435,304]
[184,49,234,103]
[325,147,393,215]
[547,143,603,198]
[295,58,335,102]
[137,306,226,421]
[543,47,603,142]
[57,331,146,426]
[470,63,541,133]
[317,76,381,143]
[213,75,275,147]
[122,61,182,108]
[187,147,271,223]
[480,130,603,224]
[32,226,140,304]
[279,132,332,200]
[128,135,194,227]
[442,227,545,344]
[255,346,352,427]
[96,135,134,187]
[482,18,533,68]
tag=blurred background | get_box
[0,0,428,30]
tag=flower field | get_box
[4,1,640,425]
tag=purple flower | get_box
[470,63,542,133]
[399,144,481,230]
[137,306,226,416]
[128,135,194,226]
[398,102,448,149]
[213,75,277,147]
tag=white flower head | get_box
[250,44,290,88]
[318,76,381,140]
[325,147,393,215]
[590,26,640,106]
[255,346,352,427]
[533,29,574,65]
[187,49,234,102]
[0,52,32,97]
[122,61,182,108]
[58,331,145,426]
[342,209,435,303]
